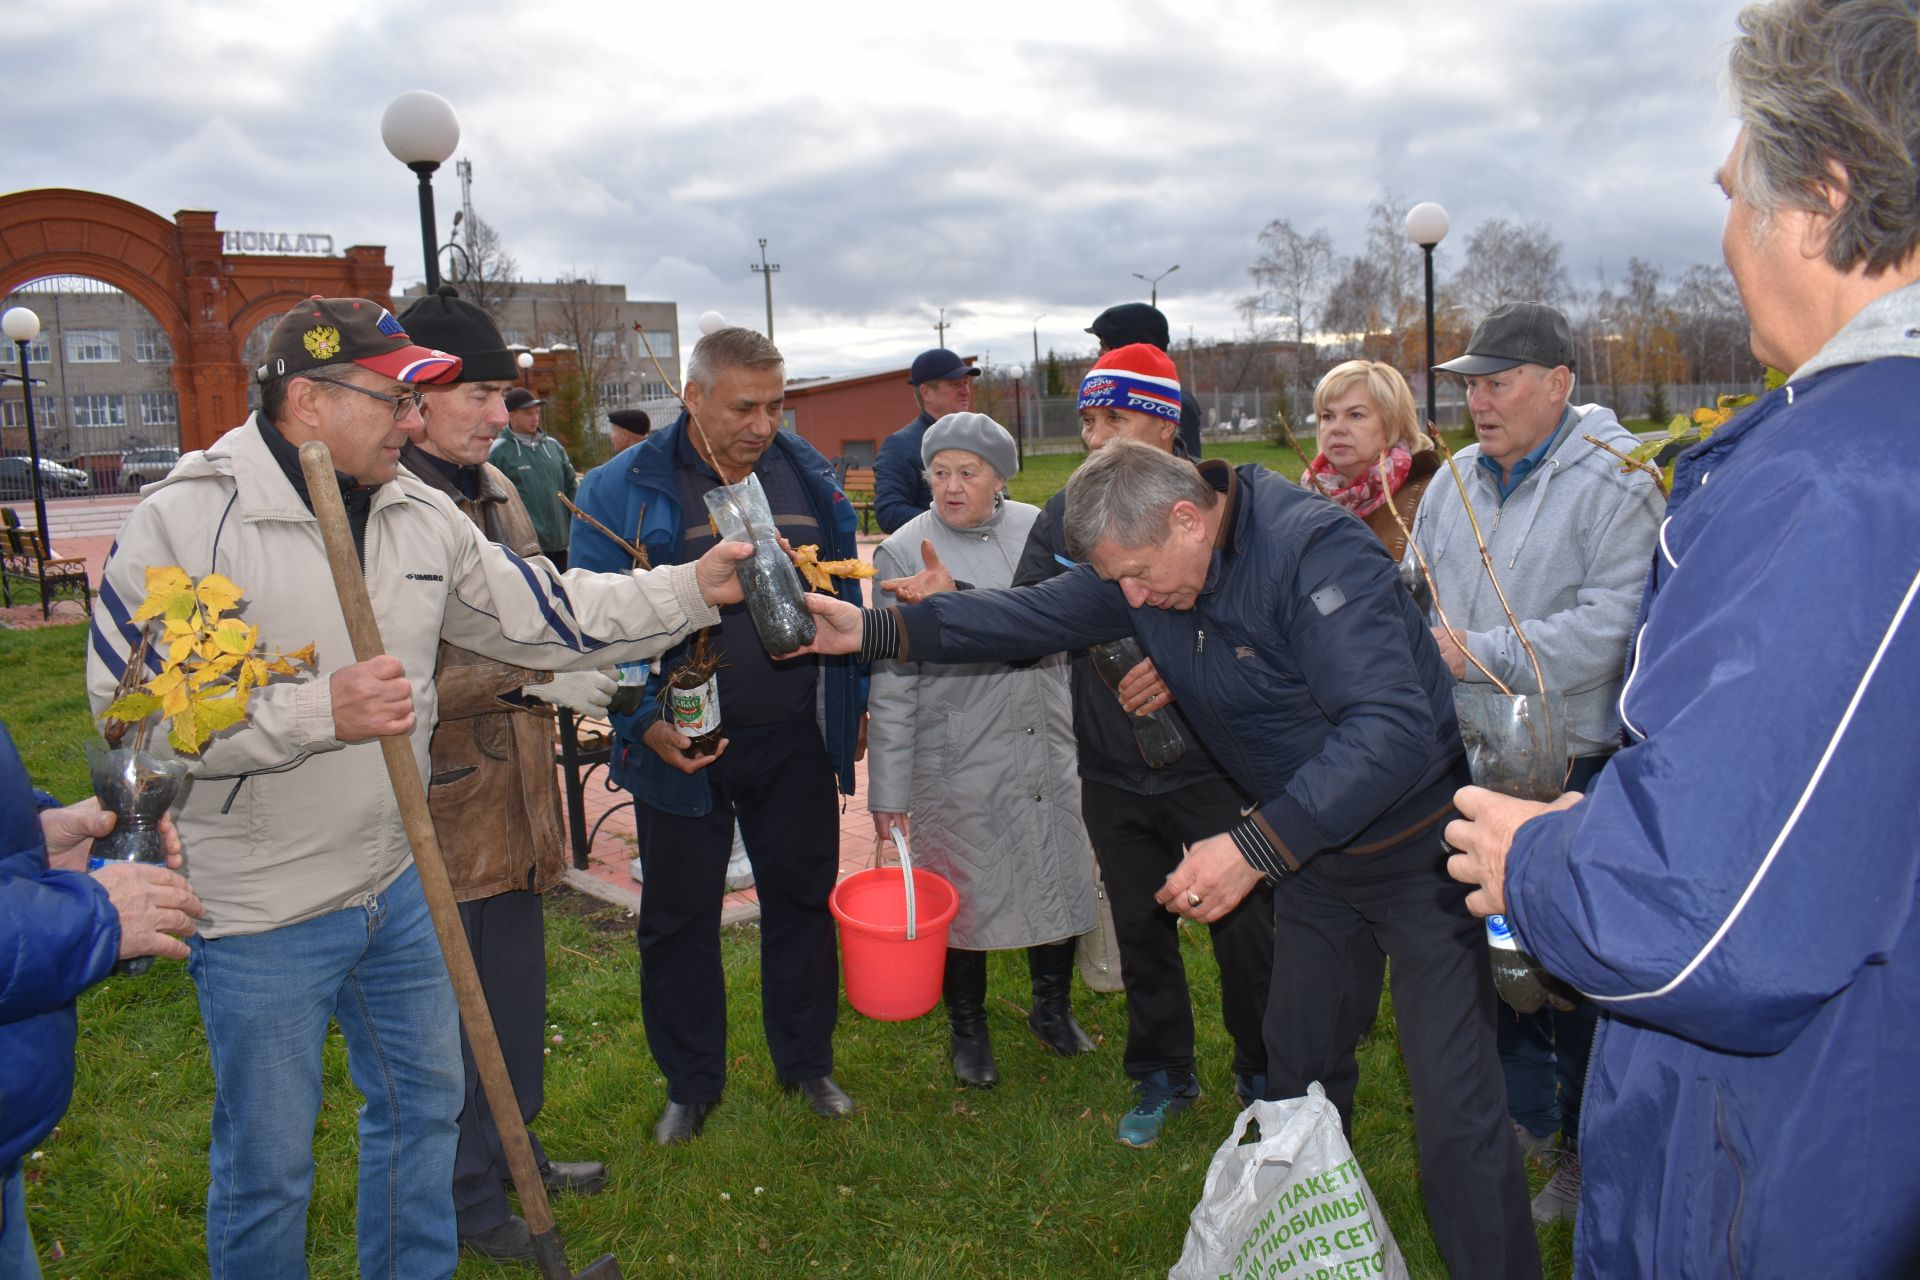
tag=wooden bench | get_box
[1,508,92,616]
[842,467,877,534]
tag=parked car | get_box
[120,446,181,491]
[0,456,91,500]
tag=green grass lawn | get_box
[3,513,1574,1277]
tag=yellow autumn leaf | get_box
[196,573,244,619]
[131,566,193,622]
[238,657,267,694]
[167,631,196,669]
[192,692,249,737]
[102,691,162,724]
[168,710,209,755]
[212,621,256,655]
[282,643,317,670]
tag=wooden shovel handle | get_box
[296,443,574,1269]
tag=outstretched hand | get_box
[781,593,866,657]
[692,539,755,607]
[879,541,955,603]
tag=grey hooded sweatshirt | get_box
[1408,402,1666,757]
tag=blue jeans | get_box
[0,1167,38,1280]
[187,865,462,1280]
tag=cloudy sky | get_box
[10,0,1746,379]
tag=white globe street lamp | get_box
[381,91,462,293]
[698,311,727,336]
[1404,202,1451,429]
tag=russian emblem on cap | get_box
[303,326,342,359]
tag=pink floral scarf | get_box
[1303,443,1412,519]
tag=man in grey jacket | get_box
[1412,300,1664,1223]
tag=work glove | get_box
[522,669,617,716]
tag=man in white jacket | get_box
[1412,300,1664,1224]
[85,297,746,1280]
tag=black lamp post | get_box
[381,91,462,294]
[3,305,54,619]
[1405,202,1450,430]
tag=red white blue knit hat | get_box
[1078,343,1182,424]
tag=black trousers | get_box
[1266,827,1541,1280]
[1082,777,1274,1081]
[635,717,840,1103]
[452,886,549,1236]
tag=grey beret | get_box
[922,411,1018,480]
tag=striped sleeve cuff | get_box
[1229,817,1296,882]
[858,607,904,664]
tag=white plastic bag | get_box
[1170,1083,1407,1280]
[1076,867,1126,994]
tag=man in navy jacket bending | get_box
[796,441,1540,1279]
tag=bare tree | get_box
[1449,217,1571,317]
[1248,218,1335,344]
[1322,191,1432,365]
[452,211,518,323]
[539,273,623,463]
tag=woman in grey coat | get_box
[867,413,1098,1088]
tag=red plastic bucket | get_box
[830,866,959,1021]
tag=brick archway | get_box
[0,188,395,450]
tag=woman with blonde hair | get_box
[1304,360,1439,558]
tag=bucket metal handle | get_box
[889,826,918,941]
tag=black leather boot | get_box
[944,948,999,1088]
[1026,940,1095,1056]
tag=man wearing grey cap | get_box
[1409,300,1664,1221]
[874,348,979,533]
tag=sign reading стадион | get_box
[222,231,336,256]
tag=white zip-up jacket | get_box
[86,416,720,938]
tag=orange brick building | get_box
[782,358,976,464]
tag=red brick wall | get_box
[785,370,920,463]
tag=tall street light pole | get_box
[1405,203,1451,431]
[933,307,948,347]
[3,306,54,619]
[1132,264,1180,306]
[381,91,462,294]
[752,239,780,341]
[1005,364,1028,470]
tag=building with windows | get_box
[1,276,184,485]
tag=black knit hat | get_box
[396,286,518,383]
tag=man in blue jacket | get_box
[798,442,1540,1278]
[872,348,978,533]
[1,724,202,1278]
[1445,2,1920,1274]
[569,326,867,1147]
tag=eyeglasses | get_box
[305,376,426,421]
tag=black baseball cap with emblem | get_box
[255,296,462,385]
[1435,302,1577,376]
[395,285,517,382]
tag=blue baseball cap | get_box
[908,348,980,386]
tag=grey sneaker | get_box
[1511,1120,1555,1167]
[1531,1148,1581,1224]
